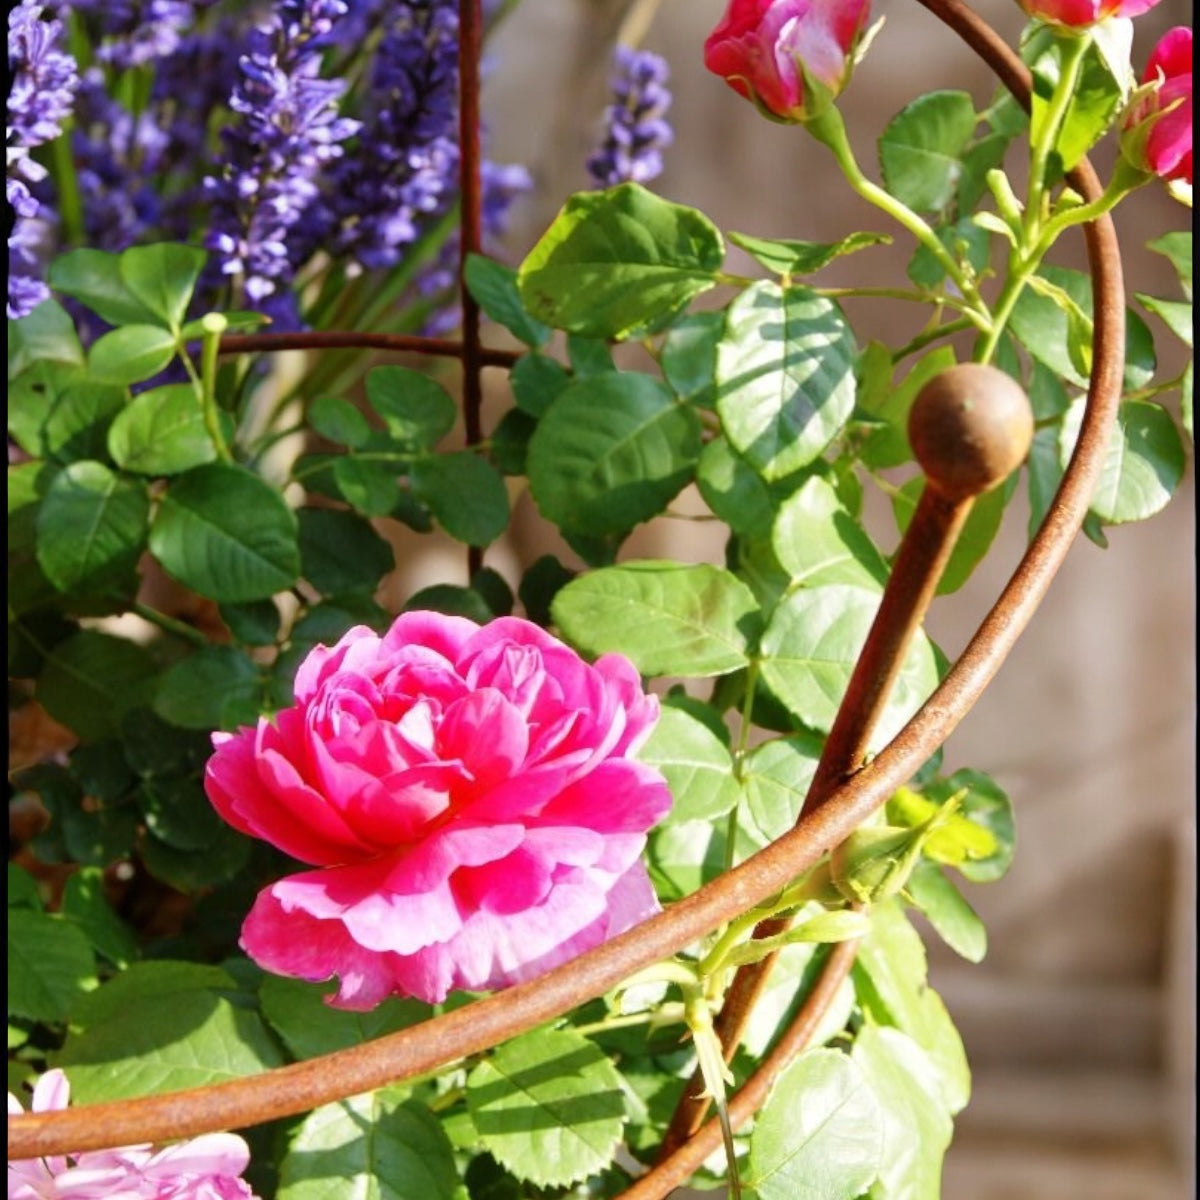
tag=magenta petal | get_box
[438,688,529,788]
[380,610,479,663]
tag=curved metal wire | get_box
[8,0,1126,1173]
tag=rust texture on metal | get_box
[7,0,1128,1183]
[458,0,486,577]
[218,330,519,369]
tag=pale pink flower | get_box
[7,1070,257,1199]
[704,0,873,122]
[204,612,672,1009]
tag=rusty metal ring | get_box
[8,0,1126,1171]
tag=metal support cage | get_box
[6,0,1128,1194]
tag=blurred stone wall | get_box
[397,2,1196,1194]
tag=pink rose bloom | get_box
[1015,0,1163,27]
[704,0,872,122]
[1123,26,1192,185]
[7,1069,257,1200]
[204,613,672,1008]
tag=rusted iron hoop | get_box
[8,0,1126,1166]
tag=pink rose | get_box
[1015,0,1163,27]
[1123,26,1192,185]
[7,1069,257,1200]
[704,0,872,123]
[205,612,672,1008]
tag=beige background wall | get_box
[421,2,1197,1194]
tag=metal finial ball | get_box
[908,363,1035,500]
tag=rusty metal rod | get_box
[8,0,1126,1167]
[459,0,486,578]
[660,364,1033,1155]
[217,329,519,369]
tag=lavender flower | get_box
[585,45,673,189]
[203,0,360,310]
[69,0,214,70]
[7,0,78,318]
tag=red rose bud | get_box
[1015,0,1164,28]
[1122,26,1193,188]
[704,0,873,123]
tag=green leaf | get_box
[566,335,615,376]
[278,1091,461,1200]
[518,555,575,626]
[48,248,161,327]
[153,645,264,730]
[259,977,430,1061]
[517,182,723,338]
[510,352,570,418]
[107,383,219,475]
[490,408,535,475]
[695,437,781,540]
[921,769,1014,883]
[36,629,158,742]
[660,311,723,410]
[466,1027,626,1189]
[729,230,891,277]
[856,346,958,472]
[365,366,458,449]
[759,585,939,750]
[878,91,978,212]
[465,253,552,347]
[853,900,970,1115]
[61,867,138,968]
[1025,425,1063,539]
[9,361,126,463]
[150,463,300,602]
[773,476,888,590]
[140,822,251,892]
[9,460,61,616]
[647,818,758,901]
[1009,265,1156,390]
[552,561,758,677]
[905,863,987,964]
[1148,230,1192,298]
[87,324,178,385]
[741,732,824,843]
[890,473,1012,596]
[716,283,857,480]
[1059,398,1185,525]
[119,243,207,330]
[137,777,227,851]
[309,395,373,449]
[298,506,395,594]
[8,863,43,910]
[637,706,741,822]
[527,372,701,536]
[744,1048,883,1200]
[402,584,494,623]
[218,599,280,646]
[55,961,284,1102]
[7,909,97,1022]
[740,939,856,1060]
[852,1026,953,1200]
[330,457,405,518]
[411,452,510,547]
[1028,28,1125,174]
[1135,293,1193,348]
[8,298,84,377]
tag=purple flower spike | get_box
[6,0,79,318]
[586,45,674,189]
[203,0,360,310]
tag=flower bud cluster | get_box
[586,45,674,189]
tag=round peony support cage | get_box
[6,0,1128,1194]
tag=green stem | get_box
[804,106,989,328]
[1023,32,1091,244]
[723,660,761,871]
[893,316,974,362]
[132,603,209,647]
[1039,154,1149,244]
[51,133,84,246]
[196,314,234,462]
